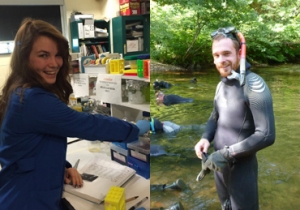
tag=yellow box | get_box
[104,186,125,210]
[109,59,124,74]
[129,60,137,69]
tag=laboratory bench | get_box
[64,138,150,210]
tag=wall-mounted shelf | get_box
[70,73,150,122]
[70,19,110,54]
[111,102,149,113]
[122,75,150,83]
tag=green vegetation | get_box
[151,0,300,68]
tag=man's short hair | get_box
[212,34,240,52]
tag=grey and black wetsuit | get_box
[163,94,193,106]
[202,63,275,209]
[153,80,172,90]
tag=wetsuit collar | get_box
[221,61,251,85]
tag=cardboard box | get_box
[141,2,150,14]
[83,18,94,38]
[70,14,93,22]
[120,8,141,16]
[119,0,139,4]
[120,2,140,16]
[77,22,84,39]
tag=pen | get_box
[129,196,148,210]
[125,196,139,203]
[69,159,80,186]
[73,159,80,169]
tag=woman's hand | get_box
[64,167,83,188]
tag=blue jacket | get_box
[0,87,139,209]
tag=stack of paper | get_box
[95,27,109,37]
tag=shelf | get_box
[70,19,110,53]
[70,73,99,78]
[112,102,149,112]
[71,74,149,82]
[80,40,109,45]
[122,75,149,82]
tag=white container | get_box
[128,90,146,104]
[88,140,101,153]
[126,80,148,104]
[84,64,107,74]
[88,141,111,155]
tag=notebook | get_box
[64,156,136,204]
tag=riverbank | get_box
[150,59,300,73]
[150,60,187,72]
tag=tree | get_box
[151,0,300,67]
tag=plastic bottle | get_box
[137,59,144,78]
[72,103,82,112]
[69,93,77,107]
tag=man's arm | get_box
[195,87,219,158]
[201,82,221,142]
[202,108,219,142]
[229,73,276,158]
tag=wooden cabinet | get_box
[112,14,150,57]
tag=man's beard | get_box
[218,66,232,77]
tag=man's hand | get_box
[64,168,83,188]
[194,138,210,159]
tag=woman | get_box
[0,18,139,209]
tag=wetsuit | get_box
[163,94,193,106]
[202,62,275,209]
[153,80,172,90]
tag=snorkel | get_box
[211,27,247,86]
[228,30,246,86]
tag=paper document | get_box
[64,157,136,204]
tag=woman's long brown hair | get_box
[0,18,73,125]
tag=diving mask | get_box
[211,26,240,47]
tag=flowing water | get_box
[150,64,300,210]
